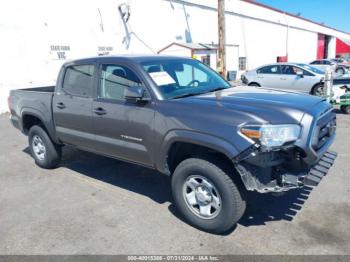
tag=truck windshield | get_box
[141,58,231,99]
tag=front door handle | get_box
[93,107,107,115]
[280,77,287,80]
[56,102,66,109]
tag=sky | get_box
[255,0,350,33]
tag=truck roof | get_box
[67,54,188,65]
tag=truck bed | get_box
[9,86,56,135]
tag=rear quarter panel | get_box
[10,89,58,142]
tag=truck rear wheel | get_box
[28,125,61,169]
[171,157,246,234]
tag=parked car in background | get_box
[332,58,349,64]
[310,59,350,75]
[332,57,350,66]
[241,63,325,95]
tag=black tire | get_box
[311,83,325,96]
[248,82,260,87]
[341,105,350,114]
[28,125,61,169]
[171,157,246,234]
[336,67,345,75]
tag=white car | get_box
[241,63,325,95]
[310,59,350,75]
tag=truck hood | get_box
[180,86,326,124]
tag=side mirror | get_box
[124,86,150,102]
[296,71,304,78]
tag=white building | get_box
[1,0,350,112]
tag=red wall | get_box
[336,38,350,55]
[317,34,325,59]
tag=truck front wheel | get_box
[171,157,246,234]
[28,125,61,169]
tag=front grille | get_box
[312,112,336,151]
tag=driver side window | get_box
[175,64,208,86]
[99,64,142,101]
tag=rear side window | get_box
[257,65,280,74]
[310,60,319,65]
[62,65,95,97]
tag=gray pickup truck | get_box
[9,55,337,233]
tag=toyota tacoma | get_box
[9,55,337,233]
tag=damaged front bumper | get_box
[233,102,337,193]
[302,151,337,186]
[234,150,337,193]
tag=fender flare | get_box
[156,130,240,174]
[20,107,59,143]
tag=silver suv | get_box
[242,63,325,95]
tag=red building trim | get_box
[317,34,326,59]
[336,38,350,55]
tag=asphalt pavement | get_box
[0,112,349,254]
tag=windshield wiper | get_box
[171,87,229,99]
[171,92,205,99]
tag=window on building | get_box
[99,64,142,101]
[201,55,211,66]
[239,57,247,71]
[63,65,95,97]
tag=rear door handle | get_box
[280,77,287,80]
[56,102,66,109]
[93,107,107,115]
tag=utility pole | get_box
[218,0,226,78]
[283,12,289,60]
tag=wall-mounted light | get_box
[118,3,130,23]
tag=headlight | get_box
[240,124,301,147]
